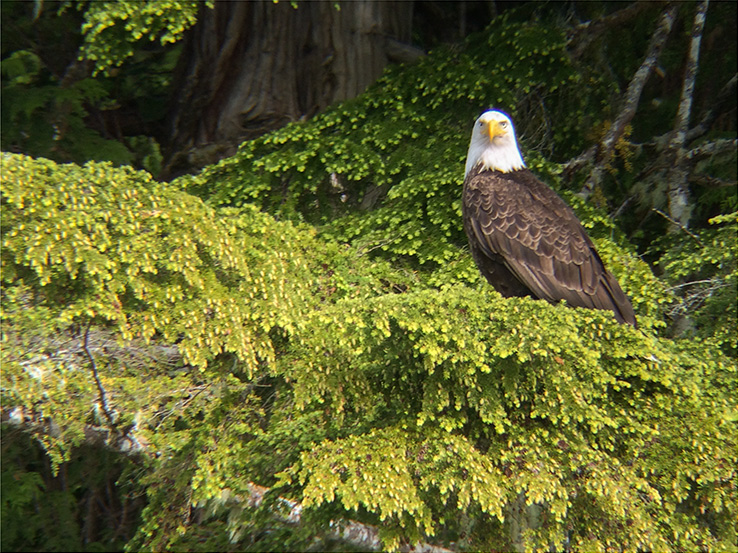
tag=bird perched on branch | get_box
[462,109,637,326]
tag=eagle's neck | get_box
[464,141,526,178]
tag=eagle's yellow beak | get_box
[487,120,507,140]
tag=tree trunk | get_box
[162,0,416,178]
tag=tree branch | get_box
[684,138,738,163]
[651,208,704,245]
[562,145,596,181]
[83,319,118,429]
[568,1,657,59]
[580,3,678,196]
[688,174,737,189]
[666,0,709,230]
[685,73,737,143]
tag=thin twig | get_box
[651,208,704,245]
[665,278,726,292]
[610,194,635,219]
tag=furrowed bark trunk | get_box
[162,0,416,178]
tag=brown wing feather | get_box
[462,166,637,326]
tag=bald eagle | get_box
[462,110,637,326]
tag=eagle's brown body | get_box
[463,164,637,326]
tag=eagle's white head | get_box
[464,110,526,177]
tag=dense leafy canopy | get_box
[2,3,736,552]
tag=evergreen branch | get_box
[1,404,455,553]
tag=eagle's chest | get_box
[463,171,538,219]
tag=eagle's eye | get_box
[500,121,508,129]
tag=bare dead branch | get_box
[568,1,657,59]
[667,0,710,229]
[11,328,182,370]
[562,145,596,181]
[385,37,426,64]
[83,320,118,429]
[610,194,636,219]
[669,1,709,151]
[688,174,737,189]
[685,138,738,162]
[666,278,729,292]
[580,3,678,196]
[665,276,732,318]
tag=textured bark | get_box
[163,0,415,178]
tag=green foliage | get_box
[1,1,184,168]
[75,0,213,75]
[1,153,321,477]
[654,211,738,355]
[1,49,43,86]
[2,6,737,552]
[285,284,735,550]
[1,51,133,165]
[1,426,140,551]
[2,148,736,552]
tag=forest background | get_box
[1,1,736,551]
